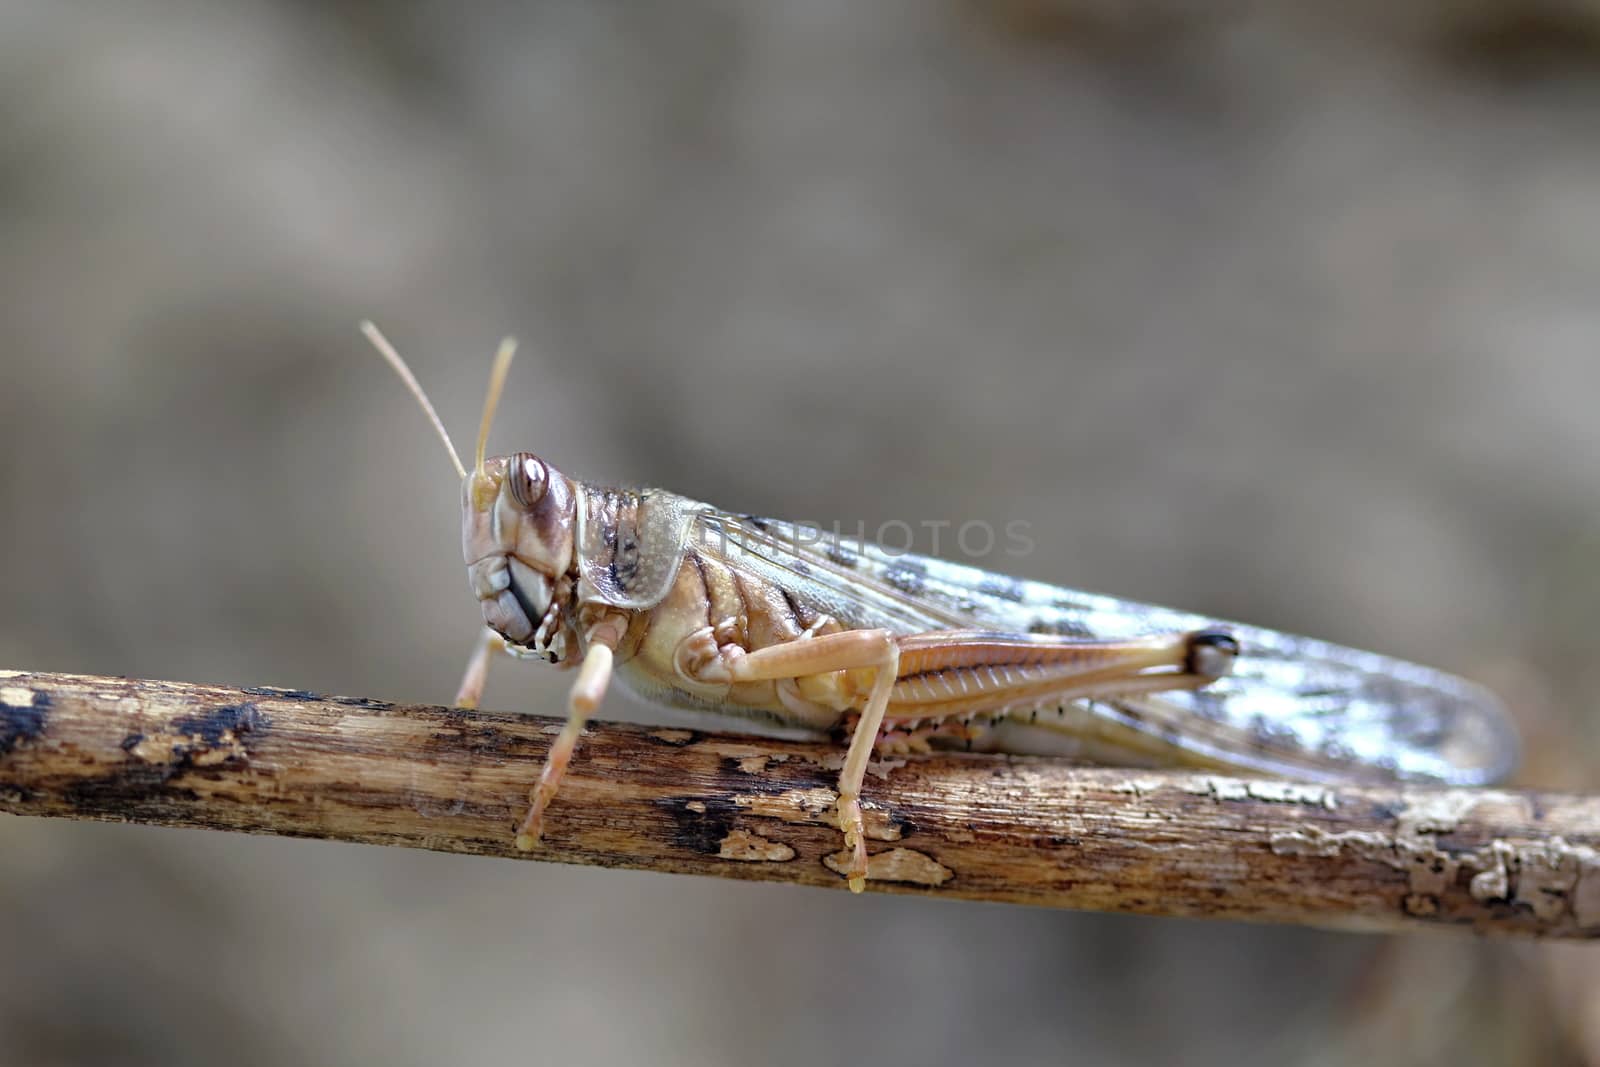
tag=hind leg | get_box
[720,629,900,892]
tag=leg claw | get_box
[847,838,869,893]
[837,793,869,892]
[515,795,549,851]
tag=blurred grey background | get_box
[4,2,1600,1064]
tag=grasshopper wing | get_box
[690,512,1518,786]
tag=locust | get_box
[363,323,1520,893]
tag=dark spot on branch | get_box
[426,708,515,758]
[716,759,825,796]
[647,729,702,747]
[0,689,49,755]
[63,763,200,812]
[1403,893,1441,917]
[331,695,394,710]
[172,702,266,746]
[243,686,321,702]
[655,795,737,855]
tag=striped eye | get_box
[507,453,548,509]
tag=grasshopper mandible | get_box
[364,324,1519,893]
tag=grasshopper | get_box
[364,324,1519,892]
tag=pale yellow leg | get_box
[514,623,622,851]
[715,626,1236,892]
[455,627,506,709]
[835,641,898,892]
[724,628,899,893]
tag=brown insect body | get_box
[364,323,1517,895]
[473,456,1202,744]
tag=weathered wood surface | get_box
[2,670,1597,937]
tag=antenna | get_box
[474,336,518,478]
[361,321,468,481]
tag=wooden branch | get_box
[2,669,1595,937]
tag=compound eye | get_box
[507,453,548,509]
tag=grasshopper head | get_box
[462,451,578,662]
[362,322,579,664]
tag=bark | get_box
[1,670,1595,937]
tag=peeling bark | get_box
[2,670,1597,937]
